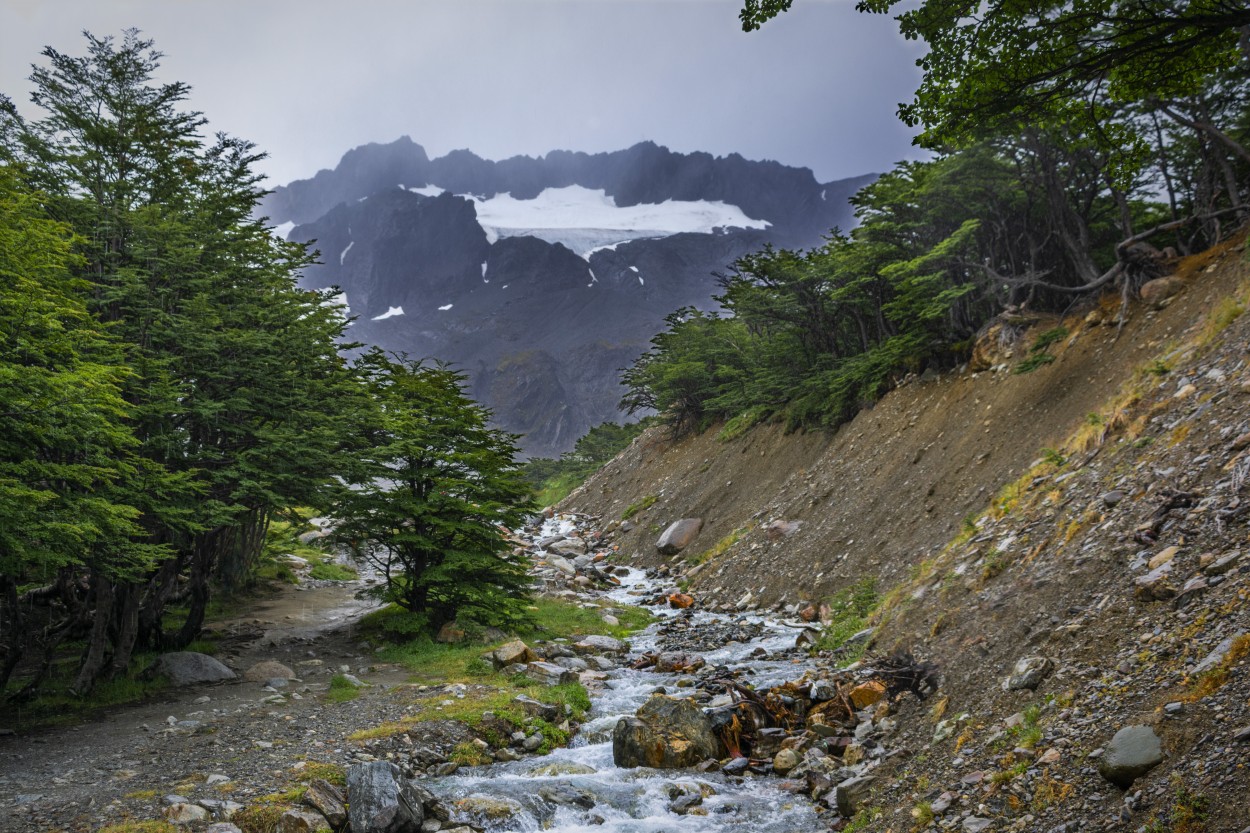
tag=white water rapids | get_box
[421,515,829,833]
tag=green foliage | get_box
[524,418,653,506]
[621,494,658,520]
[1014,352,1056,375]
[333,352,535,634]
[309,561,357,581]
[717,405,768,442]
[1031,326,1070,352]
[327,674,361,703]
[519,596,655,641]
[812,578,879,661]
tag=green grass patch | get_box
[293,761,346,786]
[812,578,879,661]
[98,823,180,833]
[519,596,654,641]
[327,674,362,703]
[309,560,357,581]
[1014,351,1056,374]
[621,494,658,520]
[2,665,171,731]
[691,524,753,566]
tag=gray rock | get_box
[572,635,628,655]
[1192,632,1246,675]
[1003,656,1053,691]
[524,661,577,686]
[656,519,704,555]
[833,775,877,817]
[548,538,588,556]
[346,761,424,833]
[613,694,723,768]
[963,817,992,832]
[243,660,296,682]
[537,784,596,809]
[302,778,347,829]
[483,640,536,669]
[206,825,244,833]
[513,694,559,722]
[148,652,236,686]
[277,809,332,833]
[1098,725,1164,788]
[163,803,210,823]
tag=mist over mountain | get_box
[262,138,874,457]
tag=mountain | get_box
[261,138,875,457]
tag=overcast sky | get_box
[1,0,927,188]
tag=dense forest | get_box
[622,0,1250,436]
[0,32,531,700]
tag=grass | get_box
[534,472,584,507]
[309,560,357,581]
[293,761,347,787]
[327,674,361,703]
[1183,633,1250,702]
[1144,778,1209,833]
[98,824,179,833]
[690,524,753,566]
[812,578,879,661]
[621,494,658,520]
[232,806,286,833]
[2,665,172,732]
[911,800,935,827]
[1001,703,1044,749]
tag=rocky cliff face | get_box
[264,138,874,457]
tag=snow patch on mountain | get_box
[272,221,295,240]
[372,306,404,321]
[468,185,769,259]
[438,303,453,311]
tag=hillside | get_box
[561,234,1250,830]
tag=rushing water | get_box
[424,515,828,833]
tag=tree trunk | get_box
[109,582,140,679]
[0,576,23,691]
[71,572,114,695]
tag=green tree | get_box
[334,353,534,634]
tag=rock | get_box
[1003,656,1052,691]
[773,748,800,774]
[483,640,537,669]
[1134,562,1175,601]
[1102,490,1125,507]
[527,761,597,776]
[148,652,236,686]
[613,694,723,768]
[1174,576,1208,607]
[435,622,467,644]
[537,784,596,809]
[243,660,296,683]
[666,593,695,609]
[1148,546,1179,570]
[572,635,627,655]
[452,796,524,824]
[1232,726,1250,743]
[1193,631,1246,675]
[546,555,577,576]
[848,680,886,709]
[302,778,348,829]
[962,817,993,832]
[833,775,877,817]
[163,803,210,824]
[206,826,243,833]
[1139,275,1185,308]
[524,661,577,686]
[548,537,588,556]
[346,761,424,833]
[277,809,332,833]
[514,694,560,721]
[764,520,802,540]
[656,519,703,555]
[1098,725,1164,788]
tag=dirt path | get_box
[0,578,416,833]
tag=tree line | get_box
[621,0,1250,436]
[0,32,531,700]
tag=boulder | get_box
[277,809,332,833]
[1134,564,1176,601]
[572,635,627,655]
[483,640,536,669]
[1003,656,1053,691]
[163,803,210,823]
[833,775,877,817]
[548,537,588,556]
[1139,275,1185,308]
[524,661,577,686]
[452,796,525,825]
[764,520,802,540]
[546,555,577,576]
[346,761,424,833]
[773,748,800,775]
[666,593,695,609]
[206,825,243,833]
[848,680,886,709]
[613,694,723,768]
[656,519,703,555]
[243,660,296,683]
[148,652,236,686]
[435,622,467,644]
[302,778,347,830]
[513,694,559,722]
[1098,725,1164,788]
[537,784,596,809]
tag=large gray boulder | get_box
[833,775,878,817]
[573,635,628,655]
[613,694,722,768]
[148,652,236,686]
[1098,725,1164,788]
[656,519,703,555]
[346,761,424,833]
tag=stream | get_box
[423,515,831,833]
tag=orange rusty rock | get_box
[799,605,818,623]
[667,593,695,609]
[848,680,887,710]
